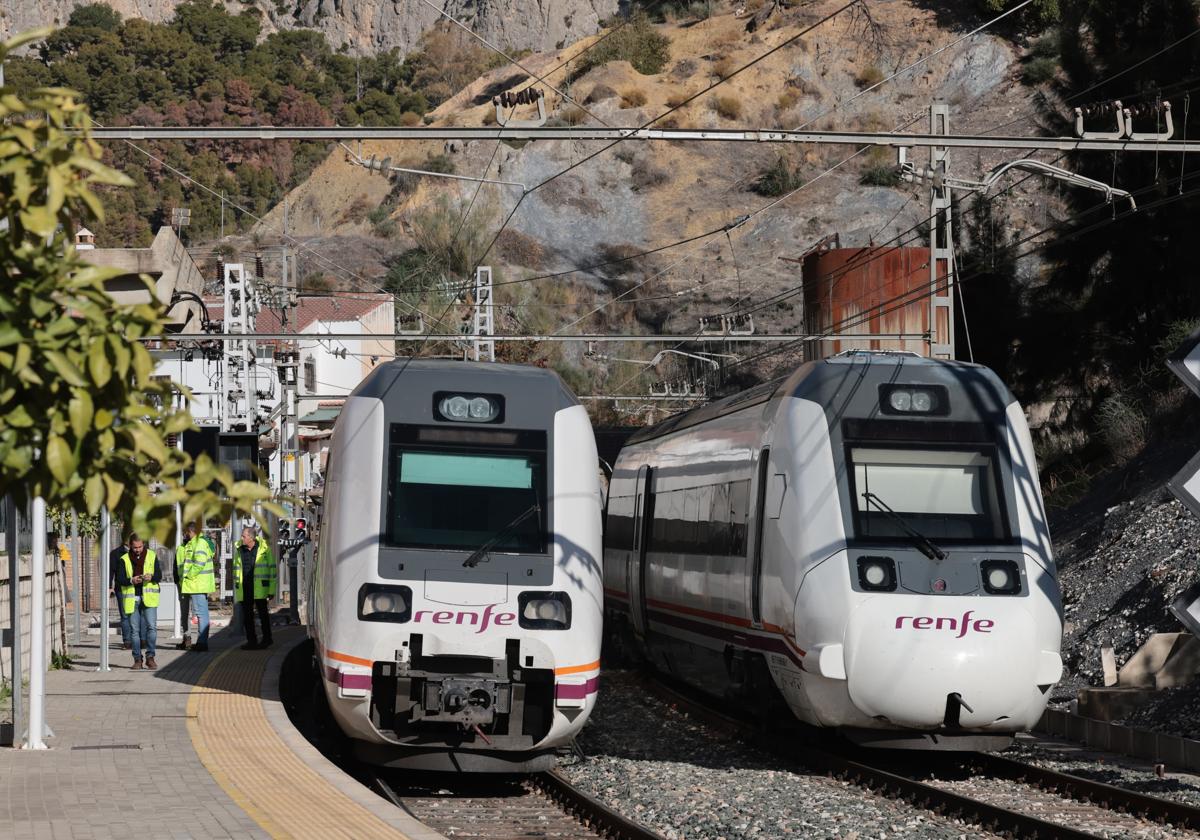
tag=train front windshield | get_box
[848,446,1007,542]
[385,426,547,553]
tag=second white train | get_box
[604,351,1063,749]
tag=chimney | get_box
[75,228,96,250]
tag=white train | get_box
[604,352,1063,749]
[310,360,603,771]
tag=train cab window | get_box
[386,426,548,554]
[848,446,1007,542]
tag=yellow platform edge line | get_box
[187,649,289,838]
[186,644,412,840]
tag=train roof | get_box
[625,352,1013,446]
[349,358,580,409]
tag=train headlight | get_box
[856,556,897,592]
[435,391,503,423]
[879,384,948,416]
[518,591,572,630]
[357,584,413,622]
[981,559,1021,595]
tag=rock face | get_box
[0,0,619,55]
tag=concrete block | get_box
[1155,634,1200,688]
[1077,686,1159,721]
[1159,732,1187,768]
[1117,632,1194,687]
[1102,646,1118,686]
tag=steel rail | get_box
[149,332,924,343]
[84,125,1200,152]
[645,677,1102,840]
[971,751,1200,831]
[535,769,669,840]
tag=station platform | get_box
[0,627,444,840]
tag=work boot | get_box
[177,637,190,650]
[131,658,144,670]
[146,656,157,670]
[123,642,132,650]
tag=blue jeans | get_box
[115,595,132,645]
[190,594,211,646]
[131,601,157,660]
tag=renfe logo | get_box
[895,610,995,638]
[412,604,517,634]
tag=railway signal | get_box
[1165,325,1200,635]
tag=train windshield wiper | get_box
[462,503,542,568]
[861,491,946,561]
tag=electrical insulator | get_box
[255,253,264,279]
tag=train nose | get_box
[840,599,1059,729]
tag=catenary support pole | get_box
[173,434,183,642]
[6,496,22,741]
[70,511,80,644]
[25,497,47,749]
[97,508,110,672]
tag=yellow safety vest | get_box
[233,537,277,602]
[120,550,160,612]
[180,535,216,595]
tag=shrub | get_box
[421,153,455,175]
[859,164,901,187]
[575,10,670,76]
[665,91,692,108]
[367,205,391,226]
[559,104,587,125]
[855,64,885,88]
[631,158,669,191]
[776,90,799,112]
[1098,392,1147,464]
[712,55,738,80]
[1022,56,1057,86]
[712,94,742,120]
[1155,319,1200,362]
[399,111,422,127]
[750,156,803,196]
[621,87,649,108]
[481,107,497,125]
[585,83,618,103]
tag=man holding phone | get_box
[115,535,163,670]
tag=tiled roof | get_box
[203,294,391,333]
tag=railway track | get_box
[646,676,1200,839]
[366,769,666,840]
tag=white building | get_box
[152,293,396,495]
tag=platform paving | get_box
[0,625,441,840]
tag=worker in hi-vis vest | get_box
[179,521,216,652]
[234,525,276,650]
[114,535,162,670]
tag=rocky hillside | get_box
[0,0,617,54]
[261,0,1053,369]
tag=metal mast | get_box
[473,266,495,363]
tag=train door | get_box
[628,465,652,640]
[750,447,770,627]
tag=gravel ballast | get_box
[561,672,999,839]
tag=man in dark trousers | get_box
[235,525,276,650]
[108,532,131,649]
[114,534,163,670]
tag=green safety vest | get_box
[233,537,277,602]
[120,550,160,612]
[180,535,216,595]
